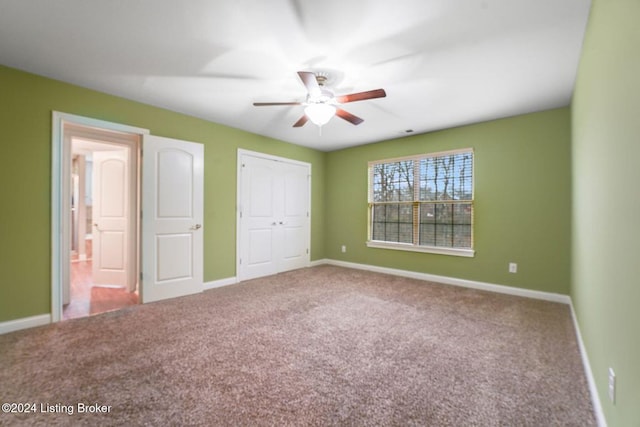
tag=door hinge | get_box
[306,248,309,254]
[239,258,242,265]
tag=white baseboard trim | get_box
[570,302,607,427]
[309,258,330,267]
[322,259,571,304]
[204,277,237,291]
[0,314,51,335]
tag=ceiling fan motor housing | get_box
[308,88,335,105]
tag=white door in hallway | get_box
[92,149,133,290]
[238,152,310,281]
[141,135,204,303]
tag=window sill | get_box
[366,241,475,258]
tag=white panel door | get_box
[239,156,278,280]
[92,150,130,288]
[279,162,310,272]
[239,153,310,281]
[141,135,204,303]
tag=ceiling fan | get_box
[253,71,386,128]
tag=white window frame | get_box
[366,148,475,258]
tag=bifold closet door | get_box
[239,154,310,281]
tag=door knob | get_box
[190,224,202,230]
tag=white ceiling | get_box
[0,0,591,151]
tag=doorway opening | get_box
[65,136,139,319]
[52,112,149,322]
[52,112,205,322]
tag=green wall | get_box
[572,0,640,425]
[325,108,572,294]
[0,65,326,322]
[0,66,575,336]
[0,63,573,324]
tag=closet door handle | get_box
[190,224,202,231]
[93,223,102,232]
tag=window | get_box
[367,148,474,257]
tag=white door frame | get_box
[236,149,311,281]
[51,111,149,322]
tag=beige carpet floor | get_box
[0,265,595,426]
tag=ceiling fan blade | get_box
[293,115,309,127]
[253,101,302,106]
[336,108,364,125]
[335,89,386,104]
[297,71,320,95]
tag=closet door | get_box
[279,161,310,273]
[239,155,280,280]
[238,152,310,281]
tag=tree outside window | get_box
[369,149,473,253]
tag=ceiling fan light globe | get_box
[305,103,336,126]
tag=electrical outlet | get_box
[509,262,518,273]
[341,245,346,253]
[608,367,616,404]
